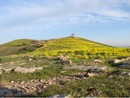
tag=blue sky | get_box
[0,0,130,46]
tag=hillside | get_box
[30,37,130,59]
[0,39,43,56]
[0,37,130,97]
[0,37,130,59]
[31,37,111,56]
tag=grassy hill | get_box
[0,37,130,59]
[29,37,130,59]
[0,39,43,56]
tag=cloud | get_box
[0,0,130,34]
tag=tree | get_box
[71,33,75,38]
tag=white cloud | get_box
[0,0,130,33]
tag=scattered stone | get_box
[58,56,72,64]
[120,64,130,68]
[14,66,43,73]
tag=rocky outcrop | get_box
[120,64,130,68]
[58,56,72,64]
[114,57,130,64]
[64,65,107,73]
[0,66,43,74]
[14,66,43,73]
[83,59,103,65]
[4,69,106,96]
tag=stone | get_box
[114,59,122,64]
[3,68,13,73]
[94,59,102,63]
[14,66,43,73]
[120,64,130,68]
[86,73,96,77]
[108,75,113,79]
[10,81,15,84]
[0,88,13,97]
[0,70,2,74]
[20,81,25,84]
[122,72,130,76]
[61,71,67,73]
[29,58,33,61]
[50,94,72,98]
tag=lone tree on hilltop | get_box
[71,33,75,38]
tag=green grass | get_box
[0,39,44,56]
[3,39,33,46]
[37,71,130,97]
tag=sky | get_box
[0,0,130,46]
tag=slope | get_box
[0,39,43,56]
[30,37,113,58]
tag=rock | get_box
[3,68,13,73]
[108,75,113,79]
[48,82,52,85]
[69,60,72,65]
[114,59,123,64]
[58,56,72,64]
[121,72,130,76]
[20,81,25,84]
[0,70,2,74]
[120,64,130,68]
[94,59,102,64]
[29,58,33,61]
[14,66,43,73]
[49,94,72,98]
[43,85,47,88]
[0,88,13,97]
[85,73,96,77]
[10,81,15,84]
[126,57,130,61]
[61,71,67,73]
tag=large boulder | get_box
[114,59,123,64]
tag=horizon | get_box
[0,36,129,47]
[0,0,130,46]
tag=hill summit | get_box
[30,37,111,57]
[0,36,130,59]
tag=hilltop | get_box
[0,36,130,59]
[30,37,111,57]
